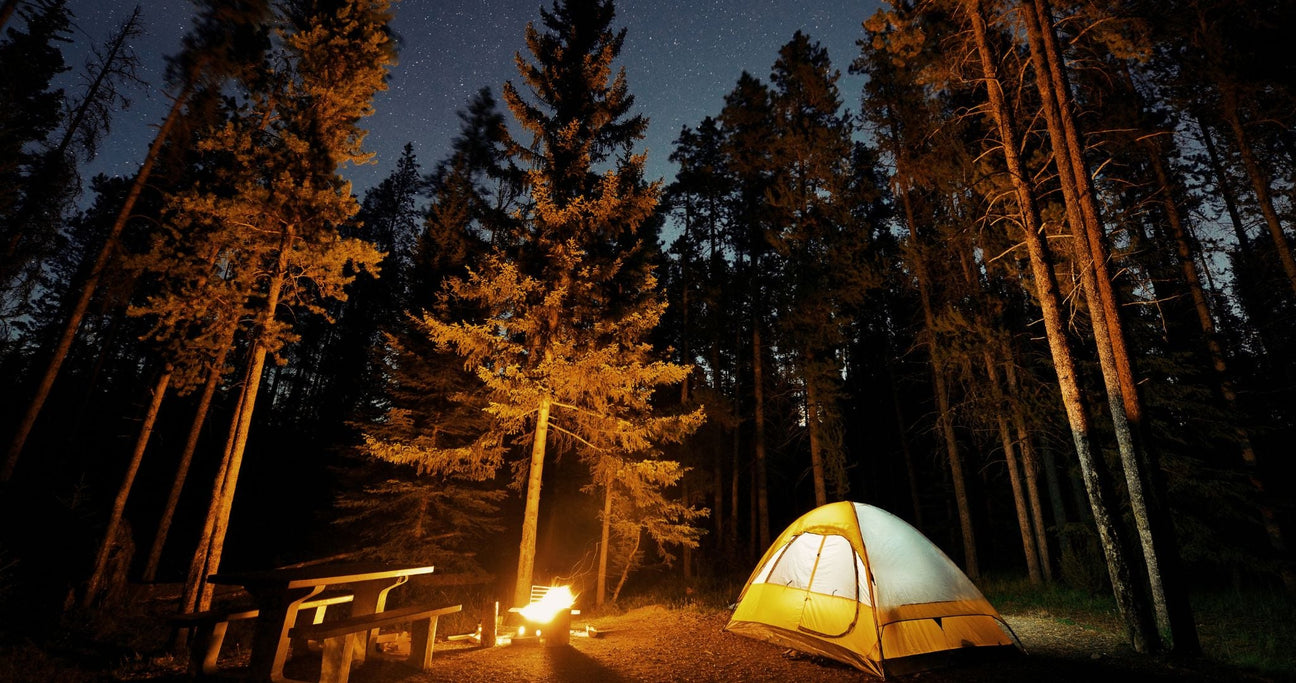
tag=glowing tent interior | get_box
[724,501,1021,677]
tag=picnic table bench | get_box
[206,562,436,682]
[289,602,462,683]
[172,590,355,676]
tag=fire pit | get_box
[512,585,577,647]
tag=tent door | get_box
[796,533,859,637]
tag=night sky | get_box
[63,0,880,198]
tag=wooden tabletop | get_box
[208,562,435,589]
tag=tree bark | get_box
[1146,136,1295,593]
[1006,358,1053,581]
[752,324,770,549]
[1218,81,1296,295]
[1024,0,1183,647]
[596,483,611,607]
[891,136,976,576]
[611,527,641,604]
[805,366,827,507]
[1032,0,1201,651]
[143,332,235,582]
[1195,116,1250,250]
[984,350,1041,584]
[711,318,726,548]
[181,358,250,617]
[713,442,724,549]
[1031,0,1142,422]
[83,365,172,607]
[2,84,191,482]
[193,225,292,611]
[966,0,1152,651]
[730,420,740,558]
[889,359,924,529]
[937,358,977,579]
[515,396,552,607]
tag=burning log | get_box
[512,585,578,647]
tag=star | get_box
[61,0,878,196]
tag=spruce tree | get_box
[381,0,702,607]
[171,0,393,613]
[0,0,69,318]
[765,31,871,507]
[356,95,514,574]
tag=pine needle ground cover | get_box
[1,585,1291,681]
[982,575,1296,677]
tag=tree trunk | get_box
[83,366,172,607]
[711,328,726,549]
[713,445,724,549]
[1040,445,1068,529]
[937,359,977,579]
[1032,0,1142,420]
[199,338,271,598]
[1195,116,1251,250]
[681,481,694,581]
[752,324,769,549]
[2,85,191,482]
[1007,358,1053,581]
[54,9,138,159]
[894,157,976,576]
[730,421,740,559]
[193,226,292,610]
[889,360,924,529]
[611,527,641,604]
[966,0,1153,651]
[143,333,235,582]
[1031,0,1202,651]
[181,359,250,617]
[805,366,827,507]
[596,483,611,607]
[1025,0,1184,647]
[1218,82,1296,295]
[1147,137,1295,593]
[984,350,1041,584]
[887,118,943,535]
[515,396,552,607]
[749,465,758,560]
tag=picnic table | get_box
[208,562,436,682]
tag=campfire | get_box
[512,585,577,646]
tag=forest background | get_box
[1,0,1295,661]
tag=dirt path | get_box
[320,605,1285,683]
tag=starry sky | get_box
[62,0,882,196]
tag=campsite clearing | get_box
[82,602,1285,682]
[273,604,1277,683]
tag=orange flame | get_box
[518,585,575,624]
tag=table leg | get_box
[247,584,324,683]
[348,576,408,663]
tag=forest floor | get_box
[331,604,1290,683]
[10,599,1292,682]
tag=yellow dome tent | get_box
[725,501,1020,677]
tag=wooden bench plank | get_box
[291,603,460,641]
[289,603,461,683]
[172,607,260,624]
[173,590,354,677]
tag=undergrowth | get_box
[981,573,1296,676]
[1189,589,1296,675]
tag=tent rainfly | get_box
[725,501,1020,677]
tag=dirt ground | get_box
[268,604,1290,683]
